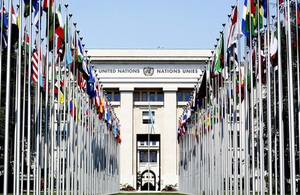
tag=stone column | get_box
[119,87,134,187]
[161,87,178,187]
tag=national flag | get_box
[270,23,278,67]
[242,0,249,37]
[77,37,84,70]
[227,43,239,70]
[24,0,30,18]
[254,1,263,30]
[56,1,65,61]
[65,12,73,68]
[31,40,40,83]
[197,71,207,101]
[260,0,267,18]
[1,2,7,29]
[214,34,224,73]
[11,5,19,45]
[242,0,255,38]
[43,0,54,51]
[23,30,30,66]
[0,3,7,49]
[149,103,155,133]
[228,6,242,49]
[33,0,42,27]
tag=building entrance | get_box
[136,134,160,191]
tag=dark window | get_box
[177,92,183,101]
[134,92,140,101]
[142,92,148,102]
[114,92,120,101]
[157,92,163,101]
[141,141,144,146]
[107,92,112,101]
[185,92,191,101]
[152,151,157,162]
[140,151,144,162]
[150,92,155,101]
[152,141,156,146]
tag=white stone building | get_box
[87,49,212,191]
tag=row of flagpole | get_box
[178,0,300,194]
[1,0,122,194]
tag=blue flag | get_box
[149,103,155,133]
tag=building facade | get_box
[87,49,211,191]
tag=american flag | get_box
[31,41,41,83]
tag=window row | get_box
[134,91,163,102]
[139,150,157,162]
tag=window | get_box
[104,90,120,102]
[150,92,155,101]
[134,92,140,101]
[177,92,183,101]
[157,92,163,101]
[140,141,144,146]
[185,92,191,101]
[140,151,145,162]
[152,151,157,162]
[142,92,148,102]
[107,92,112,101]
[152,141,156,146]
[140,150,157,162]
[114,92,120,101]
[143,111,155,124]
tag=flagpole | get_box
[27,1,33,194]
[286,1,296,194]
[0,0,4,108]
[265,1,273,194]
[3,0,14,194]
[21,20,28,195]
[15,2,23,194]
[296,1,300,192]
[148,101,150,192]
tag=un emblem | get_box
[143,67,154,76]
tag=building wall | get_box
[88,49,211,190]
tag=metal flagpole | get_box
[44,0,50,193]
[247,0,256,193]
[21,20,28,195]
[16,2,23,194]
[256,1,265,194]
[296,1,300,193]
[148,102,150,192]
[0,0,4,106]
[3,0,14,194]
[266,1,272,194]
[27,1,33,194]
[286,1,296,194]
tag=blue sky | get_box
[9,0,277,50]
[62,0,238,49]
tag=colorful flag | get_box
[149,103,155,134]
[43,0,54,51]
[214,34,224,73]
[33,0,42,27]
[56,1,65,61]
[228,5,242,49]
[270,23,278,67]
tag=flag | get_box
[270,23,278,67]
[227,43,239,70]
[228,5,242,49]
[65,12,73,68]
[254,1,263,30]
[214,34,224,73]
[242,0,249,37]
[24,0,30,18]
[1,3,8,49]
[149,103,155,133]
[260,0,267,18]
[197,71,207,101]
[33,0,42,27]
[43,0,54,51]
[56,1,65,61]
[31,40,39,83]
[11,5,19,45]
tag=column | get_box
[161,87,178,187]
[119,87,134,186]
